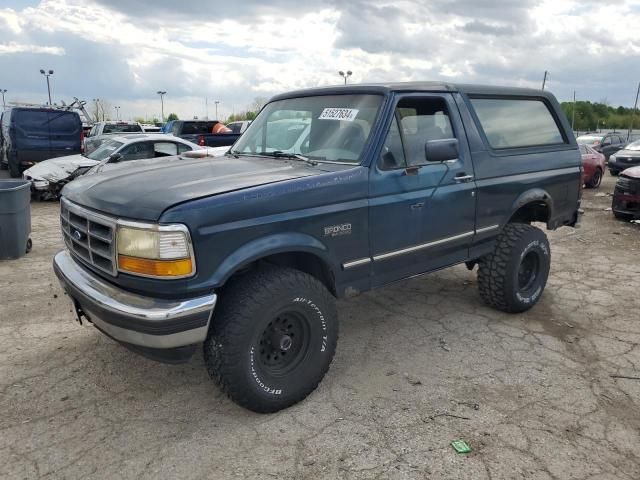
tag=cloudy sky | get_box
[1,0,639,121]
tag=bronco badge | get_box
[323,223,352,237]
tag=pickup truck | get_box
[84,121,145,154]
[167,120,240,148]
[54,82,582,413]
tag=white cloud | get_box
[0,0,639,120]
[0,41,64,55]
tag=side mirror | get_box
[425,138,459,163]
[109,152,123,163]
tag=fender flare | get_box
[510,188,554,221]
[210,232,335,286]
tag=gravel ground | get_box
[1,171,639,479]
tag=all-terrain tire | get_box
[204,265,338,413]
[478,223,551,313]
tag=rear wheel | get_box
[204,265,338,413]
[478,223,551,313]
[586,169,603,188]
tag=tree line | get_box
[560,101,639,132]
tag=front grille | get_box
[616,156,640,165]
[616,176,640,195]
[60,198,117,276]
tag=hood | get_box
[615,148,640,157]
[85,149,227,176]
[621,166,640,179]
[22,154,99,182]
[62,155,322,221]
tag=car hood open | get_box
[23,154,100,183]
[62,155,321,221]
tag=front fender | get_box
[210,232,334,286]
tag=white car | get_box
[23,134,204,198]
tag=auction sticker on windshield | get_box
[318,108,359,122]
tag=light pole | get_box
[214,100,220,120]
[114,106,121,120]
[92,98,102,122]
[157,91,166,122]
[338,70,352,85]
[39,69,54,105]
[0,89,6,109]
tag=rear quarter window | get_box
[470,98,566,149]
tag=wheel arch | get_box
[508,188,554,227]
[212,232,337,295]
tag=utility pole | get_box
[571,91,576,131]
[214,100,220,120]
[0,89,6,109]
[157,91,166,122]
[541,70,548,90]
[39,69,54,104]
[205,97,208,119]
[628,82,640,141]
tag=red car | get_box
[579,144,606,188]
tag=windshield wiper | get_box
[270,151,318,166]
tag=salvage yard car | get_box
[608,139,640,175]
[579,144,605,188]
[84,121,145,154]
[612,166,640,219]
[54,82,582,413]
[576,132,627,160]
[24,134,199,198]
[1,107,83,177]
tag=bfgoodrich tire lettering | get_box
[478,223,551,313]
[204,265,338,413]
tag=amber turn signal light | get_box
[118,255,193,277]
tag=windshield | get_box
[86,139,123,160]
[232,94,383,163]
[576,135,603,145]
[103,123,142,134]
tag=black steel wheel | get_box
[478,223,551,313]
[204,265,338,413]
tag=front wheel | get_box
[204,266,338,413]
[609,169,619,176]
[586,169,603,188]
[478,223,551,313]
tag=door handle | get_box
[454,174,474,183]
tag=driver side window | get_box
[119,142,153,161]
[379,97,455,169]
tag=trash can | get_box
[0,179,32,260]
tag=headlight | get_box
[116,223,195,278]
[609,155,616,162]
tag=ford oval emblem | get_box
[73,230,83,241]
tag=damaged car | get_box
[612,166,640,219]
[23,134,201,198]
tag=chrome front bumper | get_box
[53,250,216,350]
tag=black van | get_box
[0,108,82,177]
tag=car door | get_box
[368,93,477,287]
[48,111,81,159]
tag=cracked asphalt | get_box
[1,172,640,479]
